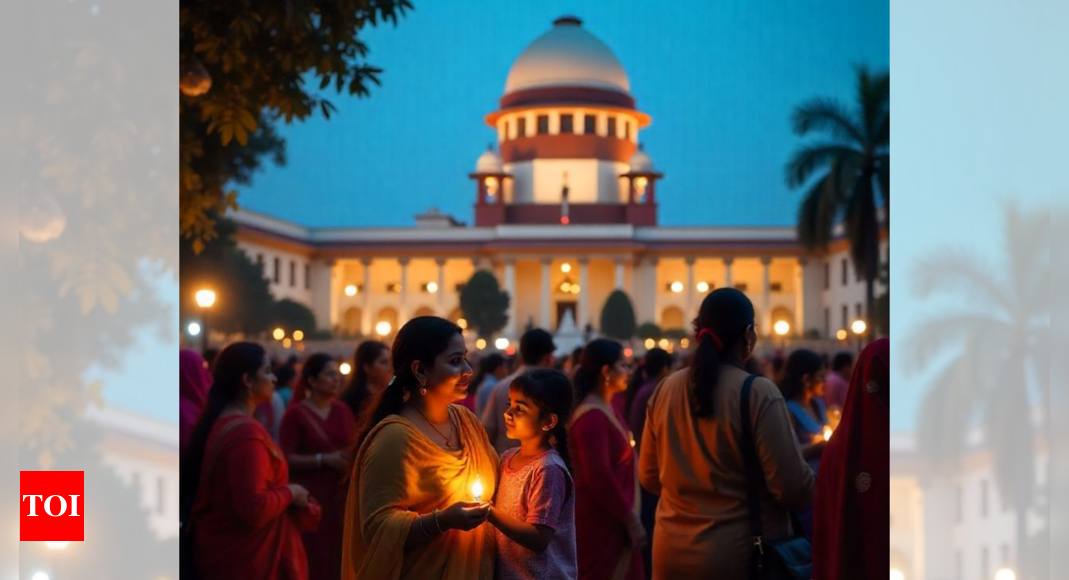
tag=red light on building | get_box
[561,216,570,225]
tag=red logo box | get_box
[20,471,84,542]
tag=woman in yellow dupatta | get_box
[342,316,499,580]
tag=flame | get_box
[471,476,484,502]
[823,426,833,442]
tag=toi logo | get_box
[20,471,84,542]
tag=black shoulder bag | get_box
[740,375,813,580]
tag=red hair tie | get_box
[696,328,723,350]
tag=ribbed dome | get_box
[475,147,503,173]
[503,17,631,97]
[629,145,654,172]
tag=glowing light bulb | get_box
[773,320,791,336]
[20,193,67,243]
[187,322,202,336]
[670,281,684,293]
[272,328,285,341]
[823,426,833,442]
[339,363,352,376]
[495,338,510,350]
[375,321,392,336]
[344,284,358,296]
[292,330,305,341]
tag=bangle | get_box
[418,514,434,539]
[316,453,322,468]
[433,508,445,534]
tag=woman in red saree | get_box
[182,342,320,580]
[568,339,645,580]
[281,353,355,580]
[813,338,889,580]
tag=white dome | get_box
[629,146,654,172]
[475,148,503,173]
[504,17,631,96]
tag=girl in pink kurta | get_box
[489,369,578,580]
[568,339,644,580]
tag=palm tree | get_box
[786,66,889,336]
[905,204,1048,578]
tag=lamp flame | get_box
[823,426,833,442]
[471,476,484,502]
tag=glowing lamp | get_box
[339,363,353,376]
[773,320,791,336]
[670,281,684,293]
[375,321,392,337]
[344,284,358,296]
[45,541,70,550]
[851,319,867,335]
[994,569,1016,580]
[476,338,487,350]
[696,281,710,293]
[187,322,202,336]
[495,338,510,350]
[484,176,499,197]
[644,338,656,349]
[561,263,572,273]
[457,318,468,329]
[680,338,690,349]
[823,426,833,442]
[282,338,293,349]
[658,339,670,349]
[292,330,305,341]
[426,281,439,294]
[272,328,286,341]
[195,289,216,308]
[836,329,848,341]
[471,476,484,503]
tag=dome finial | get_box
[553,15,582,27]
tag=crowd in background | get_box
[178,288,888,580]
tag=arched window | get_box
[661,306,685,329]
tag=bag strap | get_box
[739,374,765,555]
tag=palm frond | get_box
[796,173,835,250]
[910,247,1014,311]
[785,144,859,189]
[856,66,890,144]
[791,97,866,144]
[900,312,1009,374]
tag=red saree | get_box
[568,397,643,580]
[813,339,889,580]
[280,400,356,580]
[192,415,315,580]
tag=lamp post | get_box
[850,319,867,353]
[195,289,216,354]
[773,320,791,349]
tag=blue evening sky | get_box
[237,0,889,228]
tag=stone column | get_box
[541,258,552,329]
[309,258,336,332]
[632,256,659,325]
[360,258,372,336]
[577,258,590,330]
[761,257,773,336]
[794,257,807,336]
[615,259,626,290]
[398,258,410,324]
[504,259,516,337]
[436,258,447,314]
[723,256,734,289]
[685,257,696,316]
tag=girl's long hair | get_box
[690,288,755,417]
[288,352,335,407]
[624,347,673,417]
[778,349,826,401]
[511,368,575,470]
[180,342,266,524]
[572,338,624,402]
[350,317,463,456]
[341,340,389,418]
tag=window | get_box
[289,261,296,287]
[770,282,783,293]
[304,264,311,290]
[623,120,630,139]
[504,120,511,139]
[841,305,848,331]
[584,114,596,134]
[856,266,863,283]
[517,117,527,137]
[956,484,963,523]
[855,302,863,319]
[256,253,264,266]
[536,115,549,135]
[981,479,989,517]
[735,283,748,292]
[823,262,830,289]
[824,308,830,337]
[607,116,617,137]
[841,258,848,286]
[273,257,281,283]
[560,113,574,134]
[157,477,166,515]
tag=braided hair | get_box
[690,288,755,417]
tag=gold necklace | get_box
[415,405,458,449]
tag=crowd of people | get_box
[178,288,889,580]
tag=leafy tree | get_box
[635,322,663,341]
[906,205,1048,577]
[600,290,637,341]
[180,218,275,335]
[274,299,317,333]
[180,0,411,250]
[786,66,888,337]
[459,270,510,339]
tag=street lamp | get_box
[187,322,202,337]
[494,338,510,350]
[994,569,1016,580]
[194,289,216,353]
[272,327,285,341]
[773,320,791,336]
[851,319,868,353]
[375,321,392,337]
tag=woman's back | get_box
[638,365,815,580]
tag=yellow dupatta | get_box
[341,405,499,580]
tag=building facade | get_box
[233,16,887,345]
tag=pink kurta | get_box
[279,401,355,580]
